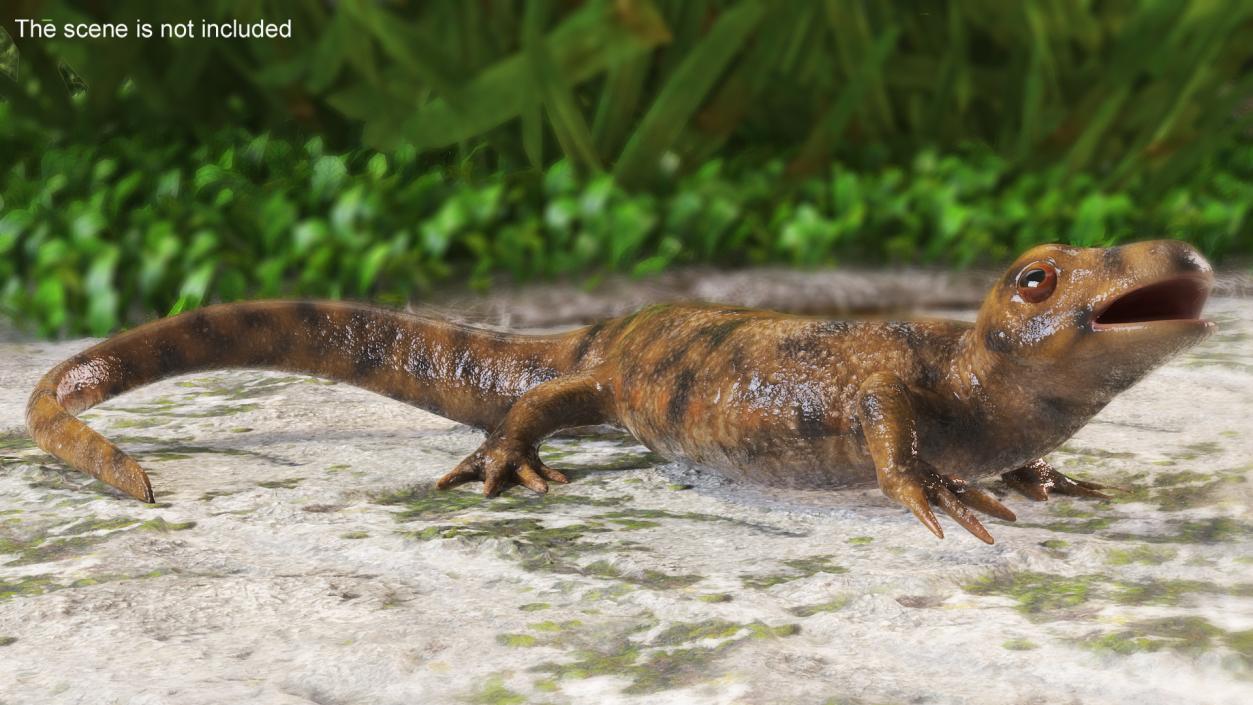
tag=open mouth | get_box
[1093,276,1210,327]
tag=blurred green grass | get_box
[3,109,1249,337]
[0,0,1251,336]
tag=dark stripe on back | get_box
[698,319,750,348]
[187,311,235,362]
[666,369,697,426]
[294,302,321,326]
[292,302,328,354]
[571,321,606,363]
[779,320,850,357]
[155,339,185,374]
[240,308,270,330]
[654,342,691,375]
[350,311,387,377]
[105,363,129,396]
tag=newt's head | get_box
[974,240,1214,392]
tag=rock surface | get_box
[0,293,1250,705]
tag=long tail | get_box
[26,300,592,502]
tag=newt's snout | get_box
[1085,241,1216,352]
[1090,240,1214,335]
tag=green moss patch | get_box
[605,517,661,530]
[741,555,847,590]
[62,516,141,535]
[0,432,36,452]
[530,616,801,695]
[580,559,702,590]
[375,485,625,520]
[0,569,170,601]
[553,451,666,475]
[467,676,526,705]
[1224,630,1253,661]
[138,517,197,532]
[1082,616,1222,656]
[1170,441,1223,459]
[0,574,58,600]
[1104,545,1177,566]
[6,533,115,566]
[408,516,651,582]
[133,444,275,464]
[399,501,724,590]
[496,633,539,648]
[1108,517,1251,544]
[1109,578,1246,607]
[256,477,303,489]
[1048,501,1102,518]
[109,416,174,430]
[963,571,1099,618]
[529,619,582,633]
[788,596,851,617]
[653,619,746,645]
[173,376,307,401]
[1,513,197,566]
[1016,517,1114,534]
[964,570,1251,618]
[1152,477,1245,512]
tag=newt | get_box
[26,240,1215,543]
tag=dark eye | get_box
[1015,261,1058,303]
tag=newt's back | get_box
[597,303,969,487]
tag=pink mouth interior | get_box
[1095,277,1209,325]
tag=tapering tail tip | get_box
[112,458,156,503]
[26,382,156,503]
[90,451,156,502]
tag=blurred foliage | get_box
[0,0,1251,336]
[2,97,1250,336]
[3,0,1252,188]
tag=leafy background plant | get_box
[1,0,1251,336]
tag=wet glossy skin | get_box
[27,240,1215,543]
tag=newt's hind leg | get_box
[1002,459,1112,501]
[437,370,614,497]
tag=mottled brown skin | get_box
[27,241,1215,543]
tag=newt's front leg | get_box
[856,372,1016,543]
[437,370,614,497]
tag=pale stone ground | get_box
[0,281,1250,705]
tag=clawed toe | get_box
[435,437,566,497]
[1052,477,1112,500]
[435,467,478,490]
[882,461,1016,544]
[1002,459,1113,501]
[536,463,569,484]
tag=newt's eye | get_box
[1016,261,1058,303]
